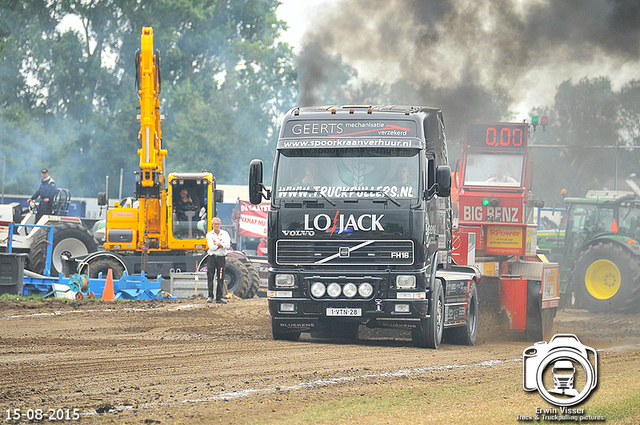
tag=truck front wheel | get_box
[573,242,640,313]
[412,279,444,349]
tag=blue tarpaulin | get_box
[23,271,174,300]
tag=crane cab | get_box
[104,172,223,252]
[167,172,223,250]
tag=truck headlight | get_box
[311,282,326,298]
[358,282,374,298]
[396,275,416,289]
[327,283,341,298]
[275,274,295,288]
[343,283,357,298]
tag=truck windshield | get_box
[463,153,523,187]
[275,148,420,199]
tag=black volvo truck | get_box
[249,106,479,348]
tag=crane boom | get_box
[136,27,167,197]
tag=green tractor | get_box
[541,189,640,313]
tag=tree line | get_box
[0,0,296,198]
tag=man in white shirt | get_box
[206,217,231,304]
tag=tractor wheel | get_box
[244,262,260,299]
[86,257,126,280]
[444,281,478,346]
[573,242,640,313]
[412,279,444,349]
[224,257,250,298]
[28,222,99,277]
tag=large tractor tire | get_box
[28,222,99,277]
[224,257,251,298]
[444,281,479,346]
[244,262,260,299]
[86,256,126,280]
[573,242,640,313]
[412,279,444,349]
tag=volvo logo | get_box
[282,230,315,237]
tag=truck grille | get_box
[275,239,414,266]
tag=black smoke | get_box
[295,0,640,139]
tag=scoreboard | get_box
[466,123,528,149]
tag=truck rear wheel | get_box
[444,282,478,346]
[573,242,640,313]
[412,279,444,349]
[28,222,98,277]
[271,317,301,341]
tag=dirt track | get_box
[1,297,640,424]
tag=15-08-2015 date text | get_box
[6,408,80,421]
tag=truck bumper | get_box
[268,297,429,333]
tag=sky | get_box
[275,0,640,121]
[276,0,330,52]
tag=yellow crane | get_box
[82,27,223,278]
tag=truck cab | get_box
[250,106,479,348]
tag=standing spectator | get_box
[31,169,57,222]
[206,217,231,304]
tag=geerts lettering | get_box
[291,122,343,136]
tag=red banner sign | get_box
[237,201,269,238]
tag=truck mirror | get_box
[249,159,265,205]
[436,165,452,198]
[97,192,108,206]
[214,189,224,203]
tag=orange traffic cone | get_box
[102,268,115,301]
[610,218,619,233]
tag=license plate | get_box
[326,308,362,317]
